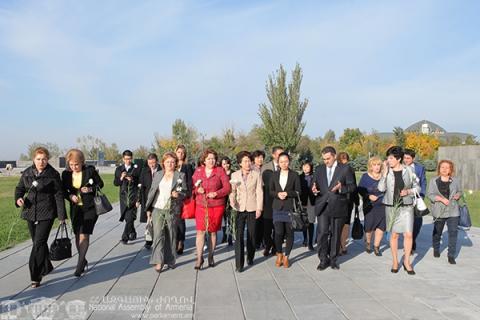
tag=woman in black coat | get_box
[62,149,104,276]
[299,161,316,251]
[269,152,301,268]
[15,147,67,288]
[175,145,194,254]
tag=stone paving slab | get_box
[0,205,479,320]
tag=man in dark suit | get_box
[403,149,427,253]
[261,146,284,256]
[114,150,141,244]
[138,153,161,249]
[313,146,356,270]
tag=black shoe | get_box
[317,262,329,271]
[194,257,204,270]
[308,244,315,251]
[144,244,151,250]
[236,267,244,273]
[228,237,233,246]
[365,242,372,254]
[403,263,415,275]
[74,259,88,277]
[373,246,382,256]
[433,250,440,258]
[448,257,456,264]
[302,240,308,247]
[247,259,254,266]
[208,254,215,268]
[121,239,128,244]
[128,232,137,241]
[330,261,340,270]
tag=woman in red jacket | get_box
[192,148,231,269]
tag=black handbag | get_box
[50,223,72,261]
[351,206,364,240]
[94,187,113,215]
[290,193,309,232]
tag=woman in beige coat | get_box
[230,151,263,272]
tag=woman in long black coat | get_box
[15,147,67,288]
[62,149,104,276]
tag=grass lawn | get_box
[0,174,118,251]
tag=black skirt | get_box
[71,205,98,235]
[364,204,386,232]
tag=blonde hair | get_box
[437,160,455,177]
[66,149,85,167]
[161,152,178,170]
[367,156,383,175]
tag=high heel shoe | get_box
[403,262,415,275]
[390,264,399,273]
[208,254,215,268]
[373,246,382,256]
[365,241,372,254]
[31,281,41,288]
[74,259,88,277]
[194,257,204,270]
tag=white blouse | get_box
[279,171,288,190]
[153,177,173,210]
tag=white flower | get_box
[88,179,94,185]
[138,184,142,188]
[32,181,39,188]
[469,190,473,195]
[195,180,202,187]
[176,186,183,192]
[134,164,138,169]
[177,178,183,184]
[230,179,241,186]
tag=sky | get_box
[1,0,479,159]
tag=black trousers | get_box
[176,218,186,242]
[274,221,294,256]
[302,223,315,246]
[27,219,54,282]
[412,216,423,251]
[255,216,264,248]
[122,208,136,241]
[235,211,256,268]
[432,217,459,258]
[263,218,276,253]
[317,214,344,263]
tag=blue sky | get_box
[1,0,479,159]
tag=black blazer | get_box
[179,163,194,198]
[138,164,161,223]
[15,164,67,222]
[62,165,104,219]
[299,172,316,206]
[269,169,301,211]
[313,163,356,218]
[114,164,141,220]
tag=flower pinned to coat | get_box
[32,181,39,188]
[134,164,138,169]
[194,180,202,187]
[88,178,94,185]
[176,179,184,192]
[411,172,419,183]
[230,179,241,186]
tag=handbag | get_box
[458,195,472,230]
[413,189,429,217]
[94,187,113,215]
[290,193,309,232]
[50,223,72,261]
[351,206,364,240]
[181,197,196,219]
[145,221,153,242]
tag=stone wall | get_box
[438,146,480,191]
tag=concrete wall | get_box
[438,146,480,191]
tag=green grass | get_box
[0,174,118,251]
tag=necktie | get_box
[327,167,333,185]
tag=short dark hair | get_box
[278,151,290,161]
[301,161,313,174]
[147,153,158,161]
[321,146,336,155]
[272,146,284,154]
[386,146,404,161]
[252,150,265,159]
[220,156,231,165]
[337,152,350,162]
[122,150,133,157]
[236,151,252,164]
[403,148,416,159]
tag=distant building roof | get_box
[405,120,446,135]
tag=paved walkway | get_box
[1,204,479,320]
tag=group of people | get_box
[14,143,464,288]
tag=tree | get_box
[323,129,336,144]
[133,145,151,160]
[258,63,308,152]
[338,128,364,158]
[393,127,406,147]
[405,132,440,160]
[76,136,121,161]
[464,135,479,145]
[24,142,63,159]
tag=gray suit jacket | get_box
[378,165,420,206]
[427,176,462,218]
[145,170,187,214]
